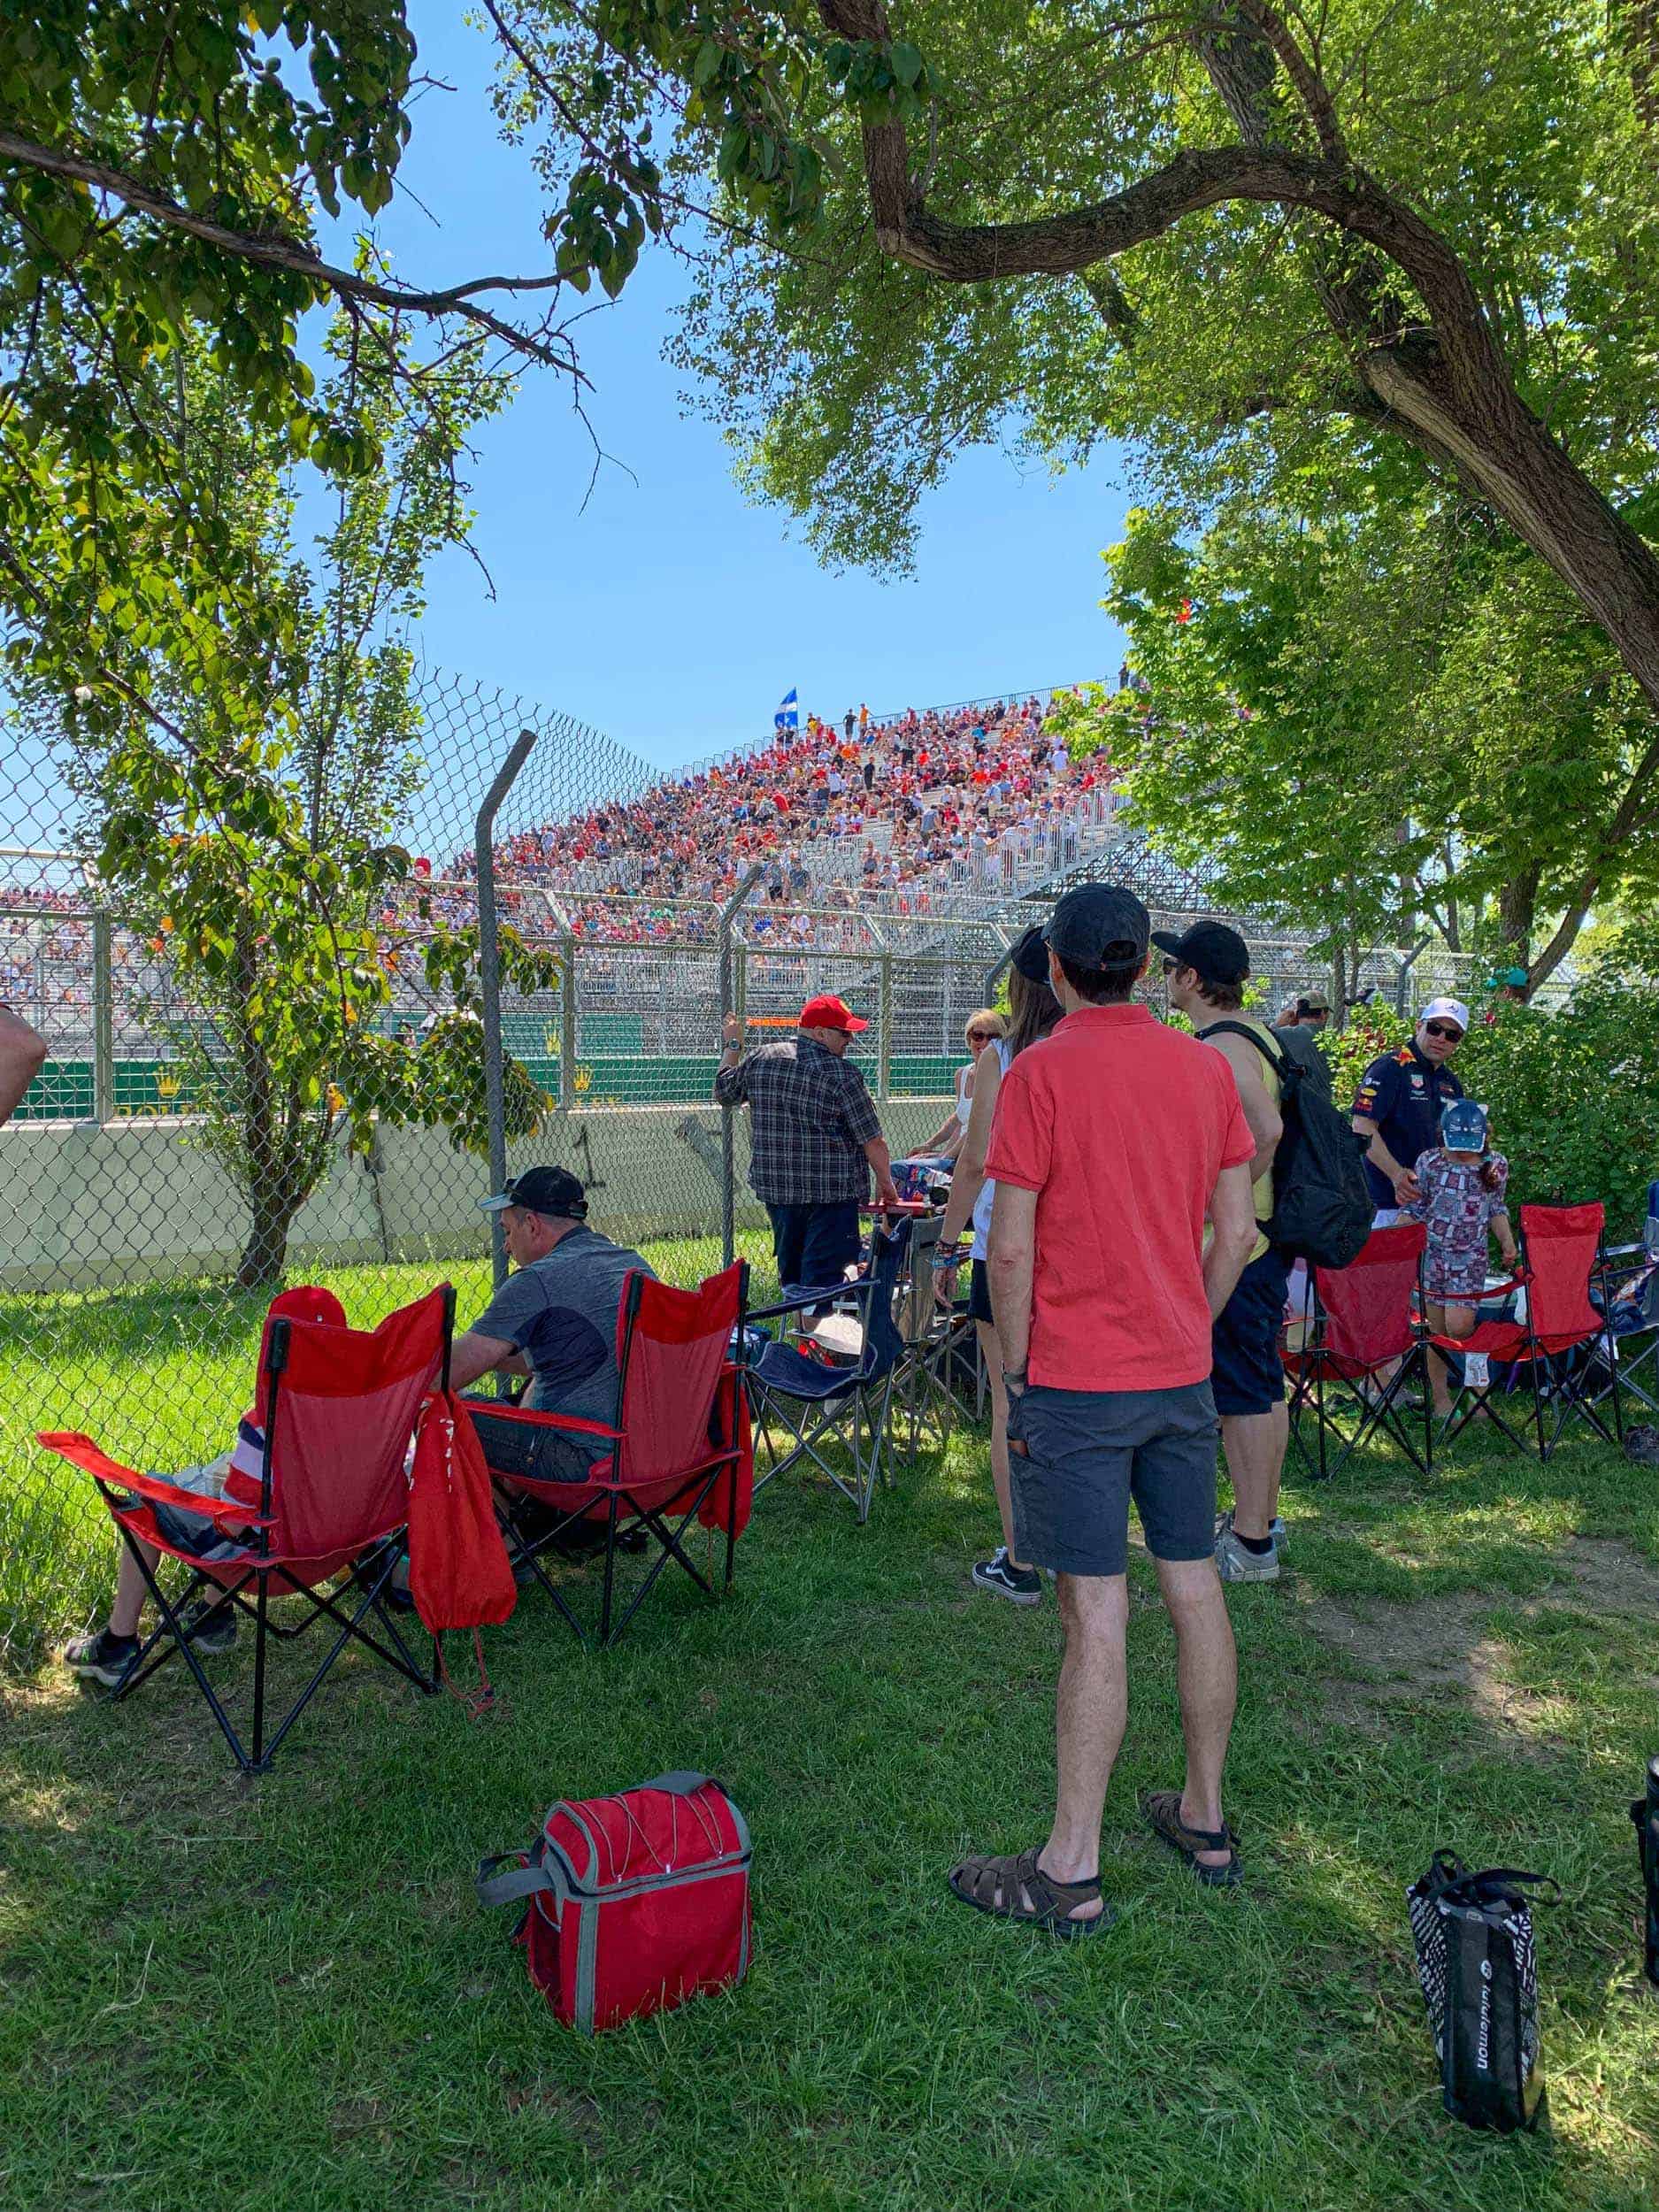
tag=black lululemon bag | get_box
[1201,1021,1372,1270]
[1407,1852,1559,2132]
[1634,1755,1659,1986]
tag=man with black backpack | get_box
[1157,923,1292,1584]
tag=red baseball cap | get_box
[799,993,869,1033]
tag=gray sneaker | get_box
[1214,1509,1281,1583]
[1214,1509,1286,1553]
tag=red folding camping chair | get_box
[1284,1223,1432,1479]
[38,1286,453,1774]
[1430,1202,1624,1459]
[469,1261,751,1647]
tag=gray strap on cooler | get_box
[476,1853,569,1909]
[637,1770,715,1796]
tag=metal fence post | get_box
[475,727,538,1293]
[717,866,763,1267]
[877,947,893,1104]
[559,935,578,1113]
[90,910,114,1124]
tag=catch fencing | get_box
[0,659,1519,1665]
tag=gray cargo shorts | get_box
[1007,1379,1219,1578]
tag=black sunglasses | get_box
[1422,1020,1464,1041]
[1161,956,1179,976]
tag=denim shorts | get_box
[1211,1244,1290,1417]
[1007,1379,1219,1578]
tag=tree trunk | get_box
[1496,865,1540,965]
[235,1178,305,1289]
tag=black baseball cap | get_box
[478,1165,588,1220]
[1009,924,1052,984]
[1151,920,1250,987]
[1044,883,1150,969]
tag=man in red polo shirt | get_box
[948,885,1258,1936]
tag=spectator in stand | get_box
[714,991,900,1294]
[946,886,1257,1932]
[933,928,1063,1604]
[0,1004,48,1126]
[922,1009,1006,1164]
[1155,923,1288,1585]
[1351,997,1470,1224]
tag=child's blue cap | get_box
[1440,1099,1488,1149]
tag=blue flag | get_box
[773,687,799,733]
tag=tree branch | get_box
[0,128,586,380]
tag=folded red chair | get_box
[1285,1222,1431,1479]
[470,1261,751,1647]
[1428,1202,1624,1459]
[39,1285,454,1773]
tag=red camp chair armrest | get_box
[457,1400,622,1441]
[35,1433,265,1526]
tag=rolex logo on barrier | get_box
[544,1025,559,1055]
[155,1071,182,1101]
[573,1064,592,1094]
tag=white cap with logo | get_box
[1418,996,1471,1032]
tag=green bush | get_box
[1455,985,1659,1239]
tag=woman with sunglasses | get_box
[922,1010,1008,1163]
[1350,996,1471,1222]
[933,933,1063,1603]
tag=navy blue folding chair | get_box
[742,1220,909,1523]
[1591,1181,1659,1419]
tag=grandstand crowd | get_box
[462,692,1122,918]
[0,693,1127,1044]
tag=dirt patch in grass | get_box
[1298,1532,1659,1739]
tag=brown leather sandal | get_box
[1141,1791,1242,1886]
[947,1847,1110,1937]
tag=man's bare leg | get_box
[1219,1404,1288,1543]
[976,1319,1032,1571]
[1035,1571,1128,1917]
[1155,1555,1237,1870]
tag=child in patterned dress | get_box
[1403,1099,1518,1417]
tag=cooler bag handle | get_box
[634,1772,751,1858]
[476,1852,572,1909]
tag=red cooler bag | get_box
[476,1772,752,2033]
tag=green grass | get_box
[3,1319,1659,2210]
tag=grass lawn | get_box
[3,1276,1659,2208]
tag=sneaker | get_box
[180,1598,237,1655]
[64,1627,139,1687]
[972,1548,1043,1605]
[1214,1509,1281,1583]
[1215,1510,1286,1554]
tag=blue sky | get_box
[349,4,1132,774]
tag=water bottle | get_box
[1635,1755,1659,1986]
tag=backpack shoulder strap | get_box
[1198,1018,1296,1087]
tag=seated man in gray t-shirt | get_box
[449,1164,656,1478]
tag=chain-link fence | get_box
[0,660,1553,1667]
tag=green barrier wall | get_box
[14,1054,962,1119]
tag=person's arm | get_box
[1352,1118,1419,1204]
[936,1043,1003,1249]
[986,1180,1038,1381]
[0,1007,47,1128]
[1487,1161,1517,1264]
[863,1134,900,1209]
[1207,1032,1282,1184]
[448,1331,525,1393]
[712,1013,747,1105]
[1203,1163,1257,1319]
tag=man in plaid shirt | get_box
[715,993,900,1292]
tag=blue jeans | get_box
[765,1200,862,1296]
